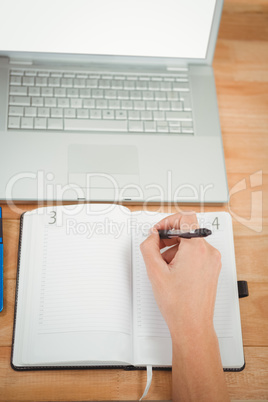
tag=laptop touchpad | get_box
[68,144,140,189]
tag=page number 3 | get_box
[49,211,56,225]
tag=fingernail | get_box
[149,227,158,235]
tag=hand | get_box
[140,212,222,340]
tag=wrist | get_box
[171,322,217,350]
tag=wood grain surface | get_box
[1,0,268,400]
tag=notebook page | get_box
[132,211,244,368]
[21,204,134,365]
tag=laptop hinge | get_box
[9,59,33,65]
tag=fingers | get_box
[140,228,168,279]
[153,212,199,249]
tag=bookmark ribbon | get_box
[139,365,152,401]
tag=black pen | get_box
[158,228,212,239]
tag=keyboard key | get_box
[32,97,44,107]
[36,77,48,86]
[10,70,24,76]
[111,80,123,89]
[86,79,98,88]
[108,100,120,109]
[134,101,145,110]
[9,96,30,106]
[9,106,24,116]
[157,121,168,132]
[37,71,49,77]
[70,98,82,108]
[51,72,62,77]
[83,99,95,108]
[64,108,76,118]
[146,101,157,110]
[61,78,73,87]
[54,88,66,97]
[34,117,47,129]
[182,121,193,128]
[90,109,102,119]
[99,79,110,89]
[77,109,89,119]
[154,91,166,101]
[171,101,183,111]
[41,87,53,97]
[121,100,133,110]
[38,107,50,117]
[167,91,179,101]
[96,99,108,109]
[92,89,104,98]
[130,91,142,100]
[22,76,35,86]
[149,81,160,90]
[51,108,63,118]
[160,81,172,91]
[9,86,27,96]
[67,88,79,98]
[158,101,170,110]
[63,73,75,78]
[165,111,192,121]
[64,119,127,131]
[58,98,69,108]
[24,71,36,76]
[128,121,143,132]
[24,107,37,117]
[79,89,91,98]
[144,121,156,132]
[115,110,127,120]
[141,111,152,120]
[124,81,135,90]
[128,111,140,120]
[181,93,192,111]
[136,81,148,90]
[10,75,22,85]
[45,97,57,107]
[170,126,181,133]
[172,82,189,91]
[104,90,116,99]
[118,90,129,100]
[21,117,33,129]
[8,116,20,128]
[103,110,115,119]
[48,118,63,130]
[29,87,41,96]
[74,78,86,88]
[142,91,154,100]
[153,111,165,121]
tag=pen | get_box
[158,228,212,239]
[0,207,3,312]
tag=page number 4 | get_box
[212,217,220,230]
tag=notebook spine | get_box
[10,212,26,370]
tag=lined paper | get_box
[37,207,132,336]
[132,212,236,340]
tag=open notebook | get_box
[12,204,245,371]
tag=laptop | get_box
[0,0,228,204]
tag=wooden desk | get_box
[1,0,268,400]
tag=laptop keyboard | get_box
[8,69,193,134]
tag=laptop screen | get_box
[0,0,216,60]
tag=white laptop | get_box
[0,0,228,203]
